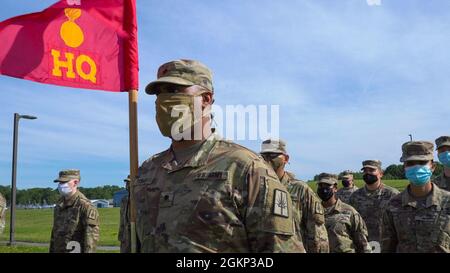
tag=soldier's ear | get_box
[201,92,213,106]
[431,161,436,172]
[73,179,80,187]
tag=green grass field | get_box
[0,208,120,246]
[0,180,408,253]
[0,245,49,253]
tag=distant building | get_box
[113,189,128,207]
[90,199,110,208]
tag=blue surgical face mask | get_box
[405,165,433,186]
[438,151,450,167]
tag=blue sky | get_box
[0,0,449,188]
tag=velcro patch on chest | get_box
[194,171,228,181]
[273,189,289,218]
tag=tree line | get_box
[313,162,444,181]
[0,185,124,206]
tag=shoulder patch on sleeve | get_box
[88,208,98,220]
[314,201,324,215]
[273,189,289,218]
[260,177,295,236]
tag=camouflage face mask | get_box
[269,156,285,172]
[155,91,206,138]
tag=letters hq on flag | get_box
[0,0,138,92]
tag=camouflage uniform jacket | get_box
[50,191,99,253]
[432,173,450,192]
[134,133,304,253]
[0,193,6,234]
[118,193,131,253]
[349,183,399,242]
[336,186,358,204]
[381,185,450,253]
[280,172,329,253]
[324,199,371,253]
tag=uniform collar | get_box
[402,183,443,209]
[333,198,344,213]
[363,183,384,196]
[280,172,291,187]
[57,190,81,208]
[161,133,219,172]
[325,198,343,214]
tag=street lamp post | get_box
[9,113,37,246]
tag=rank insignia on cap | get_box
[273,189,289,218]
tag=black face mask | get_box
[342,180,351,187]
[317,187,334,202]
[363,174,378,185]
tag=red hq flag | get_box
[0,0,138,92]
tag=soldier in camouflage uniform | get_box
[349,160,399,244]
[260,139,329,253]
[381,141,450,253]
[336,170,358,204]
[316,173,371,253]
[0,192,6,234]
[50,169,99,253]
[118,175,131,253]
[134,59,304,253]
[432,136,450,191]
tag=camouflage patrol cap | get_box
[317,173,338,185]
[339,170,353,180]
[260,139,287,154]
[400,141,434,162]
[361,160,382,170]
[54,169,80,183]
[145,59,214,95]
[435,136,450,150]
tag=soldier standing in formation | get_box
[118,175,131,253]
[0,192,6,234]
[336,170,358,204]
[433,136,450,191]
[349,160,399,243]
[316,173,371,253]
[133,59,303,253]
[381,141,450,252]
[260,139,329,253]
[50,169,99,253]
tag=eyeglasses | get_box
[317,183,334,189]
[156,84,185,94]
[261,153,282,160]
[404,160,429,167]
